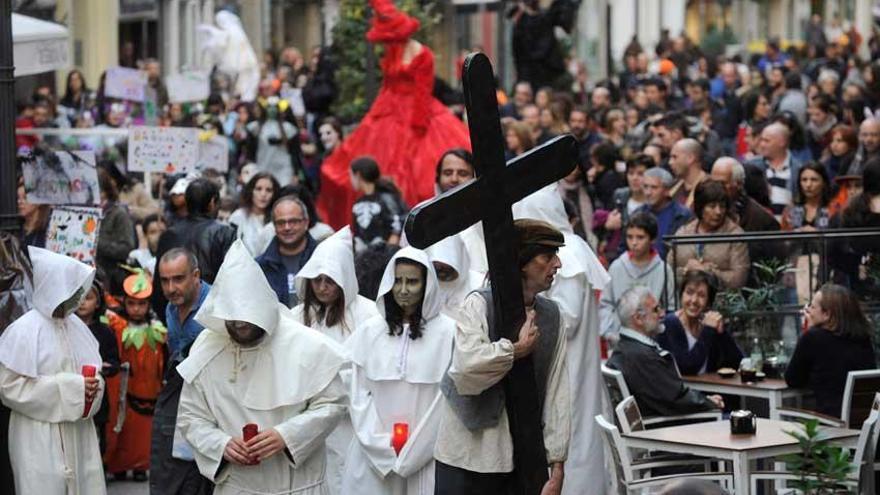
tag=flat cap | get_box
[514,219,565,249]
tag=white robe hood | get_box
[350,247,453,384]
[426,234,484,310]
[513,184,610,289]
[178,240,345,410]
[0,247,101,377]
[294,226,359,310]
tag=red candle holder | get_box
[82,365,97,418]
[243,423,260,465]
[391,422,409,455]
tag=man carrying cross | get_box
[405,53,575,495]
[433,219,569,494]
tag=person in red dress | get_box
[317,0,471,228]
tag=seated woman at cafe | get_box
[657,270,744,376]
[785,284,876,417]
[668,180,750,289]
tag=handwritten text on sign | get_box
[21,150,100,206]
[128,126,200,173]
[46,206,102,266]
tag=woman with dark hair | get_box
[823,124,858,180]
[669,180,750,289]
[292,228,380,495]
[736,90,771,159]
[228,171,279,254]
[58,69,94,125]
[834,159,880,299]
[95,167,137,296]
[587,140,625,210]
[785,284,876,416]
[350,156,408,250]
[658,270,743,375]
[806,93,839,160]
[16,182,51,248]
[781,161,834,231]
[309,116,345,192]
[344,247,454,494]
[97,160,159,222]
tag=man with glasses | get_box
[257,196,317,307]
[607,286,723,417]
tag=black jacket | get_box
[607,331,714,417]
[151,215,236,321]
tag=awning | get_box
[12,13,71,77]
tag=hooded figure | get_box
[0,247,106,495]
[292,226,381,495]
[176,240,347,495]
[512,184,611,495]
[197,11,260,102]
[425,234,484,314]
[342,247,454,494]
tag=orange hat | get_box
[123,270,152,299]
[658,59,675,76]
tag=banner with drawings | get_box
[46,206,103,266]
[128,126,228,173]
[128,126,200,173]
[166,71,211,103]
[20,150,100,206]
[104,66,148,102]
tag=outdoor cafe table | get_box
[622,418,859,495]
[682,373,806,420]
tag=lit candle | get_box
[242,423,260,465]
[82,365,97,418]
[391,422,409,455]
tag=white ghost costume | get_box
[425,234,484,315]
[0,247,106,495]
[197,11,260,101]
[292,227,381,495]
[513,184,612,495]
[176,240,347,495]
[342,247,454,495]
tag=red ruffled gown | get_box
[318,41,471,228]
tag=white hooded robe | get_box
[342,247,454,495]
[176,240,347,495]
[513,184,612,495]
[0,247,106,495]
[292,226,381,495]
[425,234,484,315]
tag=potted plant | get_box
[781,419,855,494]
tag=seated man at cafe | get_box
[607,286,724,417]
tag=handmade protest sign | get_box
[128,126,200,173]
[105,66,148,102]
[196,134,229,172]
[46,206,103,265]
[166,71,211,103]
[21,150,100,206]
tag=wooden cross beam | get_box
[404,53,577,494]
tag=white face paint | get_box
[319,124,340,151]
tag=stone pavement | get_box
[107,480,149,495]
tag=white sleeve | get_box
[0,365,102,423]
[177,378,231,481]
[274,375,347,466]
[541,315,570,464]
[394,390,443,477]
[348,363,397,477]
[447,294,515,396]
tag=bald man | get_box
[668,138,707,208]
[850,118,880,175]
[746,122,803,216]
[711,157,782,261]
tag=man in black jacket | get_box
[152,178,236,321]
[607,286,723,417]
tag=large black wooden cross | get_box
[404,53,577,494]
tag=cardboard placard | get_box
[45,206,103,265]
[166,71,211,103]
[21,150,100,206]
[128,126,200,173]
[197,135,229,172]
[105,66,148,102]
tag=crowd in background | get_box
[9,8,880,486]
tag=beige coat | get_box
[668,217,750,289]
